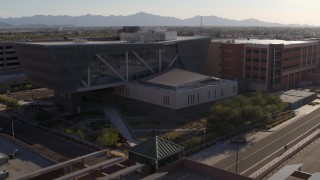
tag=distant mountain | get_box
[0,12,313,27]
[0,21,12,28]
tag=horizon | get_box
[0,11,318,27]
[1,0,320,26]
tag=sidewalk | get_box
[189,99,320,165]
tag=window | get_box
[208,91,211,99]
[6,57,18,60]
[233,86,236,93]
[163,96,169,105]
[188,95,195,104]
[221,89,224,97]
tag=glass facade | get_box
[80,45,178,88]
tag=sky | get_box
[1,0,320,26]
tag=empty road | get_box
[213,107,320,176]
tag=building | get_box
[0,42,29,92]
[115,68,237,118]
[15,33,211,113]
[278,89,317,109]
[205,39,320,92]
[120,27,177,43]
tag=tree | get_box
[96,128,120,147]
[207,92,288,135]
[0,95,18,110]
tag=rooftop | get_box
[129,136,184,160]
[23,36,206,46]
[213,39,315,45]
[138,68,221,91]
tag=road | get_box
[0,114,94,162]
[213,107,320,176]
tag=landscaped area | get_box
[34,109,122,148]
[122,91,293,155]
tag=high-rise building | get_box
[0,42,28,92]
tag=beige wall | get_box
[115,80,238,110]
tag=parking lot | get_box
[0,134,54,179]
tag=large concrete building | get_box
[15,33,213,115]
[205,39,320,92]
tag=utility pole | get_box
[11,120,15,139]
[235,138,239,174]
[203,128,206,148]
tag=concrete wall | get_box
[115,95,214,119]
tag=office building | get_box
[15,32,212,114]
[0,42,29,93]
[205,39,320,92]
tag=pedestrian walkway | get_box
[101,106,139,147]
[190,99,320,166]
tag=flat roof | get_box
[213,39,315,45]
[279,89,316,103]
[268,164,303,180]
[309,173,320,180]
[284,90,316,97]
[24,36,205,46]
[0,135,54,179]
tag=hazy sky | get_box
[1,0,320,25]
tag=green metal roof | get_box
[129,136,184,160]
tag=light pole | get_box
[11,120,15,139]
[235,137,239,174]
[203,129,206,148]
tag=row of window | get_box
[163,96,170,105]
[245,75,266,80]
[245,58,267,63]
[0,46,13,49]
[246,67,266,71]
[246,49,268,54]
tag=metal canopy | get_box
[268,164,303,180]
[16,150,108,180]
[54,157,124,180]
[97,163,144,180]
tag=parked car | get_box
[231,136,247,144]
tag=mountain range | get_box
[0,12,313,28]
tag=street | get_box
[0,113,94,162]
[213,107,320,176]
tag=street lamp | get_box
[11,120,15,139]
[235,137,239,174]
[203,129,206,148]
